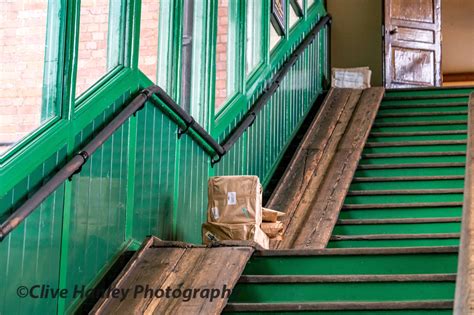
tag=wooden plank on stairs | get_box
[266,88,361,231]
[277,87,384,249]
[91,237,254,315]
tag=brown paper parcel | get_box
[262,207,285,222]
[202,222,269,249]
[207,176,262,224]
[261,221,284,239]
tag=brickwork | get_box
[0,0,47,153]
[215,0,229,111]
[139,0,160,82]
[76,0,110,96]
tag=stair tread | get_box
[255,246,458,256]
[358,162,465,170]
[362,151,466,158]
[331,233,460,241]
[377,111,467,118]
[337,218,461,225]
[381,102,467,109]
[342,202,463,209]
[352,175,464,182]
[224,300,454,311]
[374,120,467,127]
[238,274,456,283]
[348,189,463,196]
[370,130,467,137]
[365,140,467,147]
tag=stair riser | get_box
[375,114,467,123]
[360,156,466,164]
[369,134,467,143]
[224,310,453,314]
[350,180,464,191]
[363,144,467,154]
[339,207,462,220]
[243,254,458,275]
[355,167,465,177]
[333,223,461,235]
[371,124,466,133]
[327,239,460,248]
[379,106,467,114]
[229,282,455,303]
[344,194,463,204]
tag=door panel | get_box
[384,0,442,88]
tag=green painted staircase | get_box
[225,87,473,313]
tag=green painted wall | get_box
[0,1,328,314]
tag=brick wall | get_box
[215,0,229,111]
[0,0,47,153]
[139,0,160,82]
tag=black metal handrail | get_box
[0,14,331,241]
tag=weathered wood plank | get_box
[454,92,474,315]
[91,237,253,315]
[272,89,365,249]
[266,88,361,239]
[280,87,384,249]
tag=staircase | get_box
[225,87,473,313]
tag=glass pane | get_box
[139,0,160,82]
[246,0,263,75]
[215,0,235,111]
[76,0,123,97]
[0,0,61,155]
[270,24,281,50]
[289,3,300,28]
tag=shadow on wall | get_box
[327,0,383,86]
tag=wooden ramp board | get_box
[90,237,254,315]
[268,87,384,249]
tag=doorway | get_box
[383,0,474,88]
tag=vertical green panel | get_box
[0,148,66,315]
[175,137,208,243]
[66,97,129,309]
[133,102,177,240]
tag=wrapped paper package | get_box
[207,176,262,224]
[202,222,269,249]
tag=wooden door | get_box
[384,0,442,88]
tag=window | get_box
[246,0,263,75]
[139,0,160,83]
[289,0,302,28]
[76,0,125,98]
[0,0,62,155]
[215,0,237,111]
[270,23,282,50]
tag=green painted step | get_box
[354,166,465,177]
[339,206,463,220]
[243,247,458,275]
[332,222,460,235]
[379,104,467,113]
[370,123,467,133]
[350,178,464,191]
[359,155,466,165]
[326,239,460,248]
[368,133,467,142]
